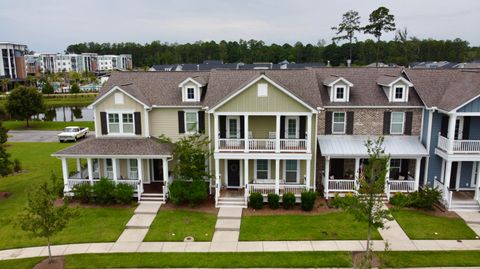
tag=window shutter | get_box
[178,111,185,134]
[346,111,354,135]
[134,112,141,135]
[383,112,391,135]
[219,116,226,138]
[299,116,306,139]
[280,116,285,139]
[239,116,245,139]
[463,117,470,139]
[440,115,449,137]
[325,111,332,135]
[404,112,413,135]
[100,112,108,135]
[198,111,205,133]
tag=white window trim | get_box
[184,110,199,134]
[254,159,271,180]
[283,160,300,183]
[257,83,268,97]
[333,85,348,102]
[127,159,138,180]
[390,111,405,135]
[106,111,136,136]
[285,116,300,139]
[226,116,241,139]
[224,159,243,188]
[390,159,402,176]
[332,112,346,134]
[182,85,200,102]
[186,87,196,100]
[392,85,407,102]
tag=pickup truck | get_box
[58,126,89,142]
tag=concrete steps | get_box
[450,200,480,211]
[140,193,165,202]
[216,196,247,208]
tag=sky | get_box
[1,0,480,53]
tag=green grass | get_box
[391,209,478,240]
[0,257,44,269]
[0,93,96,108]
[144,210,217,241]
[239,211,382,241]
[0,142,134,250]
[385,251,480,267]
[3,120,94,131]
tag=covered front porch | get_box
[52,138,172,201]
[318,135,428,199]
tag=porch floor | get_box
[220,188,244,198]
[143,182,164,193]
[452,191,475,201]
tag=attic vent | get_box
[257,83,268,97]
[114,92,124,104]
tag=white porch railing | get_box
[248,183,306,195]
[279,184,306,195]
[218,138,307,152]
[437,135,449,152]
[219,139,245,151]
[437,133,480,153]
[249,183,275,195]
[128,171,139,180]
[389,180,415,192]
[67,179,96,189]
[248,139,276,152]
[328,179,356,192]
[280,139,307,151]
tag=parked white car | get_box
[58,126,89,142]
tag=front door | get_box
[152,159,164,182]
[227,160,240,188]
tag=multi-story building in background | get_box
[0,42,28,79]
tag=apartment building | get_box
[0,42,28,79]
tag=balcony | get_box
[218,138,307,153]
[437,134,480,154]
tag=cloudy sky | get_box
[1,0,479,52]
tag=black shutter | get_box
[325,111,332,135]
[299,116,306,139]
[280,116,285,139]
[404,112,413,135]
[219,116,226,138]
[239,116,245,138]
[100,112,108,135]
[463,117,470,139]
[346,111,354,135]
[401,159,409,178]
[383,111,391,135]
[178,111,185,133]
[134,112,141,135]
[198,111,205,133]
[440,115,449,137]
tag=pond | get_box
[33,106,94,122]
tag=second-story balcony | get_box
[437,133,480,154]
[218,136,308,152]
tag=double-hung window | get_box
[108,113,135,134]
[393,86,406,102]
[285,160,298,183]
[185,111,198,133]
[186,87,195,100]
[390,112,404,134]
[256,160,269,179]
[105,159,113,179]
[108,114,120,133]
[286,117,298,139]
[332,112,346,134]
[128,159,138,179]
[122,113,134,133]
[227,117,239,138]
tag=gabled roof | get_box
[89,84,150,108]
[376,75,413,87]
[178,76,206,87]
[322,75,354,87]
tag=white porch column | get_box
[475,161,480,200]
[214,113,219,152]
[244,158,249,187]
[162,158,169,186]
[137,158,143,194]
[61,157,69,191]
[447,113,457,154]
[385,160,391,194]
[87,158,93,185]
[215,158,220,187]
[275,159,280,194]
[76,158,81,174]
[444,160,452,200]
[440,159,446,183]
[244,115,249,153]
[324,157,330,197]
[306,114,312,153]
[112,158,118,183]
[354,157,360,190]
[414,158,421,190]
[275,115,281,153]
[306,159,311,190]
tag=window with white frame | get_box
[122,113,134,133]
[128,159,138,179]
[227,116,240,138]
[393,86,406,102]
[285,160,298,183]
[186,87,195,100]
[108,113,120,133]
[185,111,198,133]
[332,112,346,134]
[390,112,405,134]
[256,160,269,179]
[286,117,299,139]
[334,86,347,102]
[257,83,268,97]
[390,159,401,178]
[108,113,135,134]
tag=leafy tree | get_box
[68,71,82,83]
[0,78,10,93]
[336,137,392,264]
[0,121,12,177]
[364,6,396,66]
[331,10,362,63]
[0,121,7,144]
[17,174,77,263]
[70,83,80,94]
[6,86,45,127]
[42,81,54,94]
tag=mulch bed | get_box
[386,203,459,218]
[352,251,381,268]
[243,197,339,216]
[162,196,218,214]
[0,191,11,201]
[34,256,64,269]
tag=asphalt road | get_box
[8,130,62,142]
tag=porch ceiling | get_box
[317,135,428,158]
[52,137,172,158]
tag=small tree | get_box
[0,121,12,176]
[1,78,11,93]
[363,6,396,66]
[70,83,80,94]
[42,81,54,94]
[336,137,392,265]
[6,86,45,127]
[17,174,76,263]
[331,10,362,63]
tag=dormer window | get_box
[334,86,346,102]
[179,77,204,102]
[324,76,353,103]
[186,87,195,100]
[377,76,413,103]
[393,86,405,101]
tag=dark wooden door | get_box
[227,160,240,187]
[449,162,458,189]
[152,159,164,182]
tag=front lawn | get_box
[0,142,134,250]
[391,209,478,240]
[239,211,382,241]
[144,209,217,242]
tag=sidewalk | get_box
[116,202,162,243]
[455,211,480,238]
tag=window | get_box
[108,113,120,133]
[390,159,401,179]
[108,113,135,134]
[227,117,239,138]
[332,112,346,134]
[256,160,269,179]
[392,85,406,102]
[257,83,268,97]
[128,159,138,179]
[285,160,298,183]
[390,112,404,134]
[122,113,134,133]
[185,111,198,133]
[335,86,345,101]
[186,87,195,100]
[286,117,298,139]
[105,159,113,179]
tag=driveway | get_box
[8,130,61,142]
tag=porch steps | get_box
[449,200,480,211]
[140,193,165,202]
[216,196,247,208]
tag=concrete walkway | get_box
[116,202,162,243]
[377,206,415,250]
[212,207,243,242]
[455,211,480,238]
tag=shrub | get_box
[249,192,263,209]
[282,192,296,209]
[267,193,280,209]
[114,183,134,204]
[186,180,208,206]
[410,186,441,210]
[13,158,21,173]
[168,180,187,205]
[72,183,92,203]
[389,192,412,208]
[330,193,356,209]
[42,82,54,94]
[70,83,80,94]
[93,178,115,204]
[301,191,316,211]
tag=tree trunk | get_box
[26,118,29,127]
[47,236,52,263]
[349,37,353,63]
[376,37,381,67]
